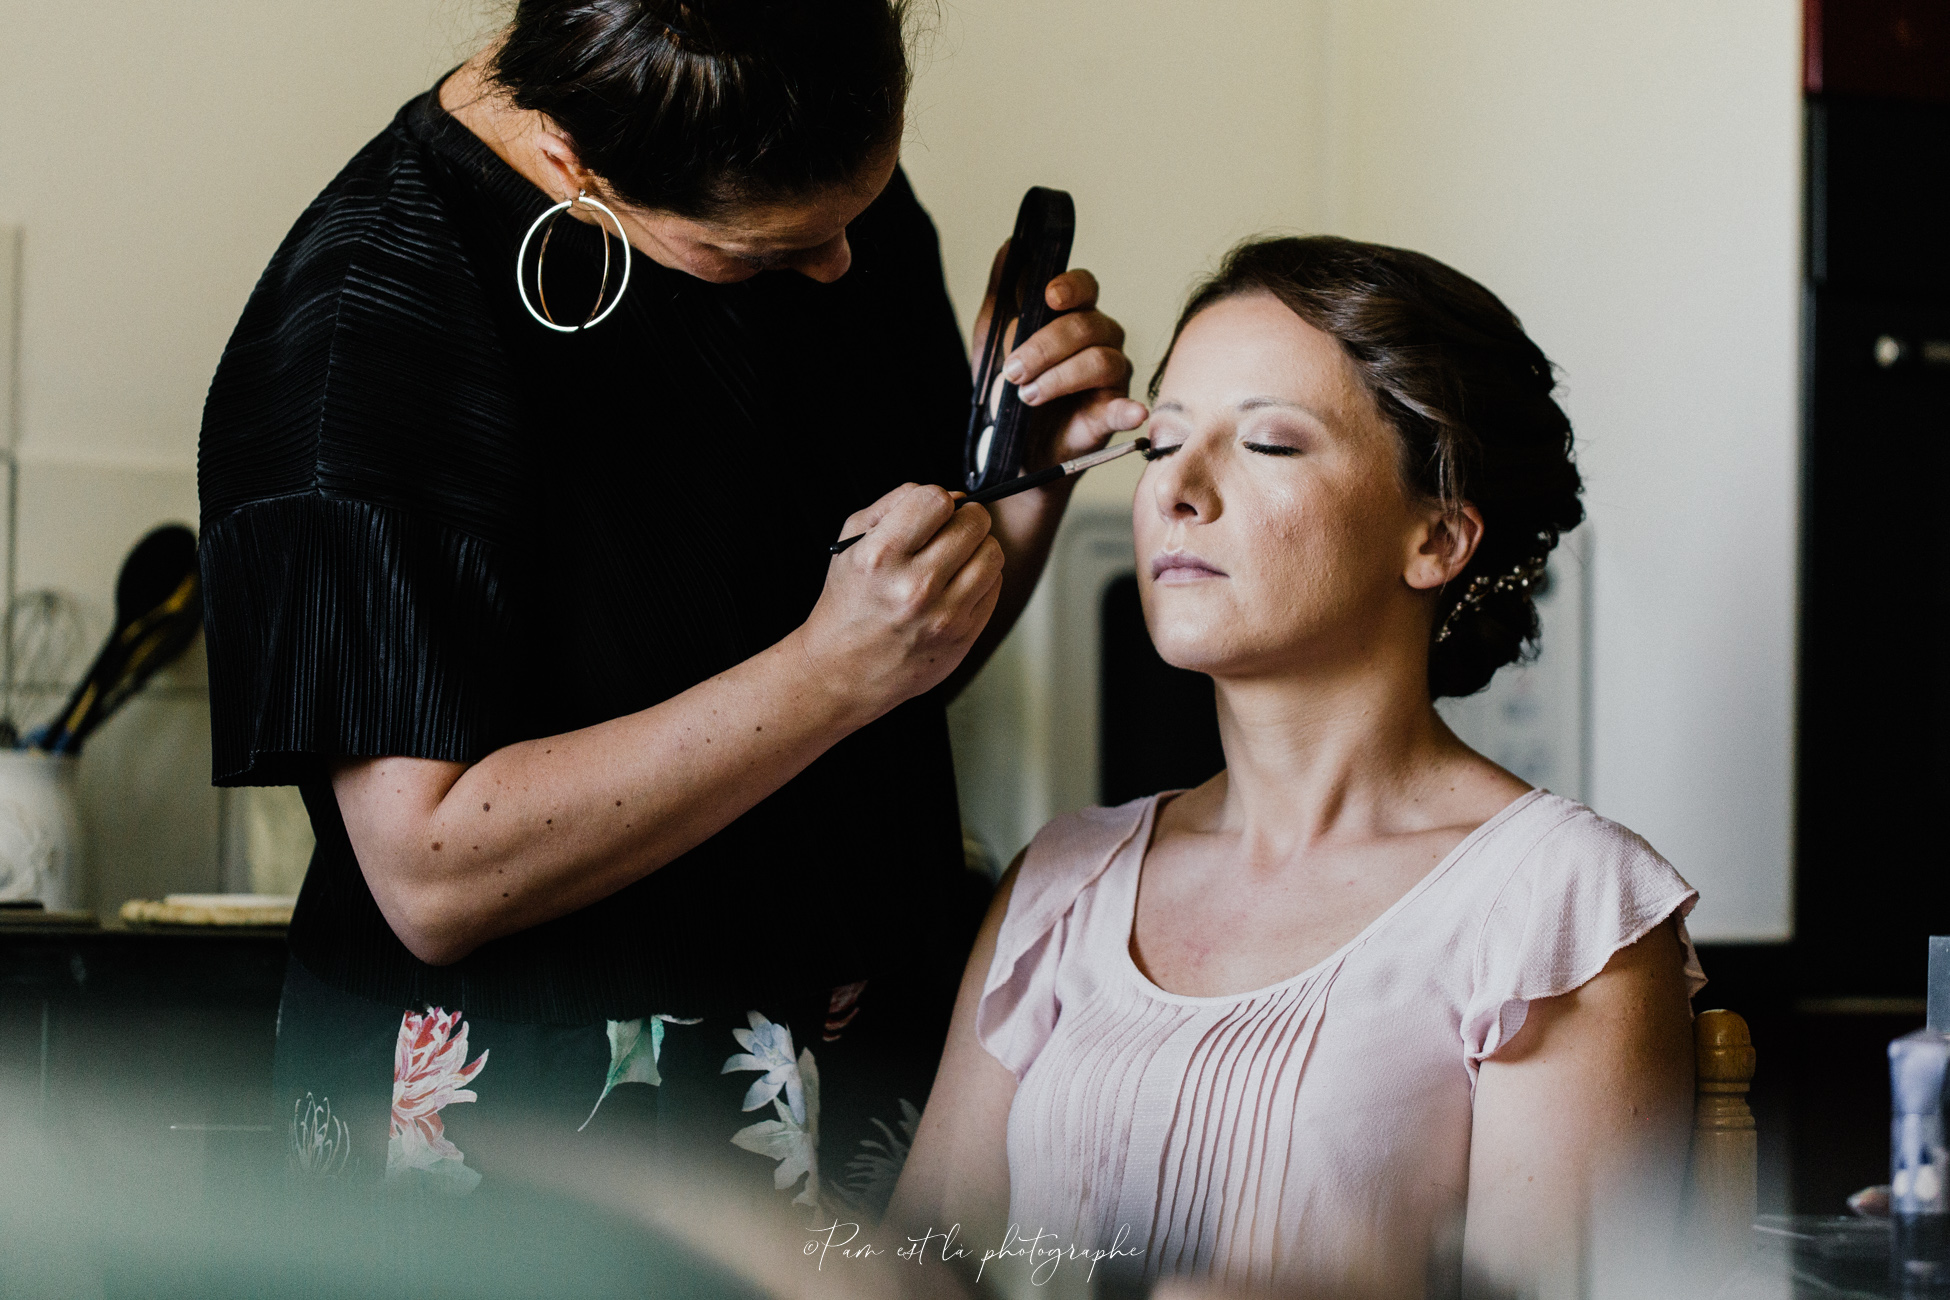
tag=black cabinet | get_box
[1797,97,1950,997]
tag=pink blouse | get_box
[976,789,1705,1296]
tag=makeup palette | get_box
[964,187,1076,493]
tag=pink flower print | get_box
[385,1007,488,1193]
[823,981,867,1042]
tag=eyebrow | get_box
[725,248,795,270]
[1152,396,1323,417]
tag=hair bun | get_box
[491,0,911,217]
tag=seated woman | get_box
[890,236,1705,1297]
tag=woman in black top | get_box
[198,0,1143,1210]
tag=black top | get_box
[197,87,972,1024]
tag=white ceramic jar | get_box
[0,750,84,910]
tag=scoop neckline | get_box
[1117,786,1549,1006]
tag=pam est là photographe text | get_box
[805,1220,1143,1285]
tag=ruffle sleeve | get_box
[196,127,534,786]
[976,800,1153,1079]
[200,494,521,785]
[1461,799,1707,1079]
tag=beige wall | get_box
[1,0,491,469]
[1320,0,1800,942]
[915,1,1801,941]
[0,1,493,907]
[0,2,1798,939]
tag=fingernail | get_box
[1019,381,1041,404]
[1003,357,1027,384]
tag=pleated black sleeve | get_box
[197,88,976,1022]
[198,122,533,786]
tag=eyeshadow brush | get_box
[829,437,1149,556]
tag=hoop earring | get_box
[515,189,633,332]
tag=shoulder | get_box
[993,795,1153,977]
[991,795,1154,985]
[201,100,525,542]
[1482,793,1696,921]
[1011,798,1153,911]
[246,105,460,325]
[974,797,1153,1078]
[1467,794,1704,1010]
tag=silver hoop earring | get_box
[515,189,633,332]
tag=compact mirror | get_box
[964,187,1077,493]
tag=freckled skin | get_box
[1123,293,1515,991]
[1136,293,1435,683]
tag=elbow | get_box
[398,925,474,969]
[376,878,484,967]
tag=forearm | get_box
[944,479,1073,695]
[339,627,867,965]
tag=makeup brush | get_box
[829,437,1149,556]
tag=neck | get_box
[1204,629,1465,854]
[440,53,568,201]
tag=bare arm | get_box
[885,857,1021,1249]
[1462,919,1695,1296]
[335,482,1002,966]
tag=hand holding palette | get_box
[965,187,1078,494]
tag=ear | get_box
[1405,503,1483,592]
[533,129,596,201]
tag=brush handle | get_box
[828,438,1146,556]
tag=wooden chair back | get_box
[1684,1008,1758,1273]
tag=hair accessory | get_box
[515,189,633,332]
[1434,552,1549,643]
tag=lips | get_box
[1150,551,1228,583]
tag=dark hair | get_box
[488,0,913,217]
[1153,235,1584,699]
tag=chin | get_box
[1147,618,1247,676]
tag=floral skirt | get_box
[272,949,966,1221]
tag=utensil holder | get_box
[0,750,84,909]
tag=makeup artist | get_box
[197,0,1144,1202]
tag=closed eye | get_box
[1243,442,1301,457]
[1141,442,1180,461]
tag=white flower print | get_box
[580,1014,702,1131]
[721,1009,805,1123]
[730,1047,822,1210]
[289,1093,351,1177]
[840,1099,922,1214]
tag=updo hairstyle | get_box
[1153,236,1584,699]
[489,0,913,217]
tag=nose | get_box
[793,231,853,283]
[1147,437,1221,527]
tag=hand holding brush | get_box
[829,437,1149,556]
